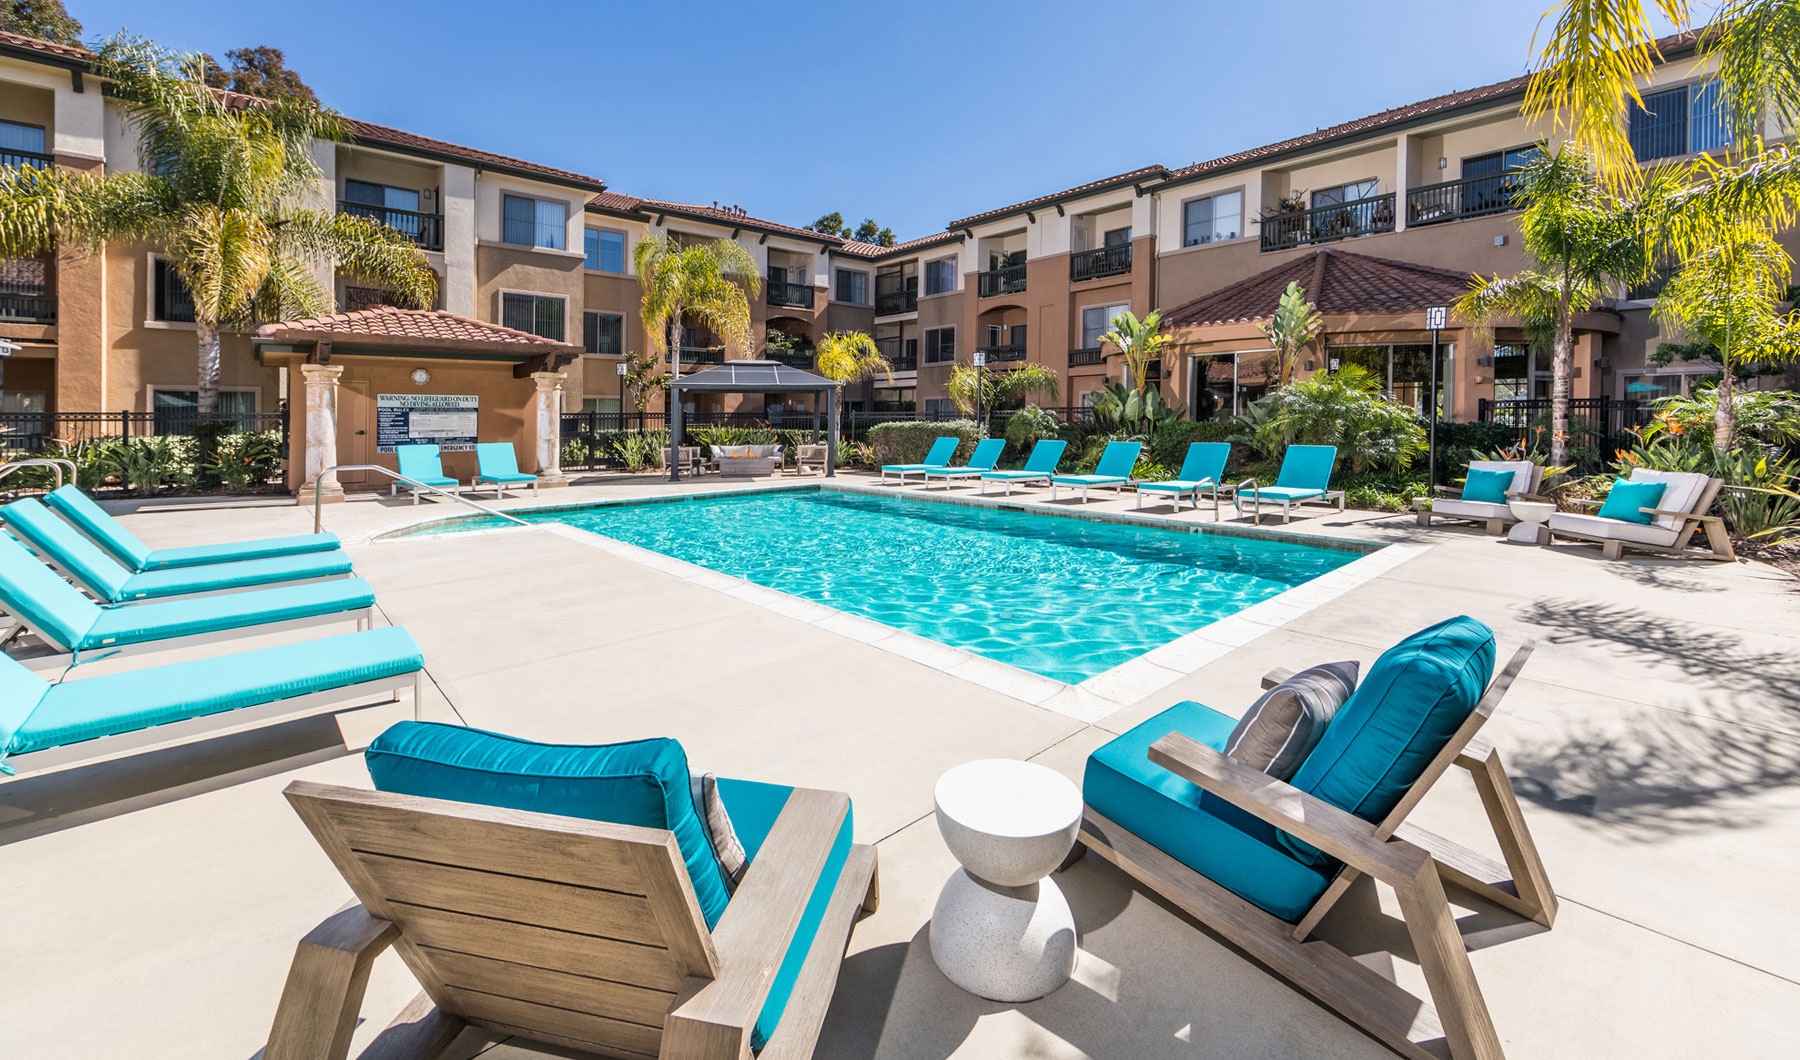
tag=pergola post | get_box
[826,387,839,478]
[668,384,684,482]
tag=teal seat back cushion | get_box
[1097,441,1143,478]
[714,777,854,1050]
[923,436,958,465]
[46,485,152,568]
[2,499,130,600]
[1179,442,1230,485]
[0,531,97,648]
[1277,445,1337,490]
[1024,439,1067,473]
[1460,467,1514,505]
[0,652,50,763]
[968,438,1006,470]
[365,721,733,928]
[1597,478,1668,525]
[396,444,443,480]
[1280,615,1496,867]
[476,442,519,476]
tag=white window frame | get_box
[584,227,628,273]
[496,287,570,342]
[924,256,958,296]
[1179,187,1246,248]
[833,267,870,306]
[144,253,197,330]
[1079,301,1131,350]
[500,192,570,251]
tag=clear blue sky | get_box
[66,0,1654,239]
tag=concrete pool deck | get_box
[3,471,1798,1058]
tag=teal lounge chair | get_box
[1137,442,1232,516]
[1236,444,1345,523]
[0,626,423,780]
[980,439,1068,496]
[0,532,376,665]
[880,436,959,485]
[393,444,462,504]
[1050,440,1143,503]
[43,485,339,572]
[922,438,1006,489]
[471,442,539,498]
[2,498,353,603]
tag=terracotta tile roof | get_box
[254,307,580,355]
[344,119,605,192]
[947,165,1171,230]
[1164,249,1473,328]
[586,191,646,214]
[835,230,963,259]
[0,29,92,64]
[635,198,842,243]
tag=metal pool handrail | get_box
[312,464,531,534]
[0,458,79,490]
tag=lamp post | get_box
[1425,306,1447,490]
[0,337,16,419]
[615,360,628,432]
[972,348,987,431]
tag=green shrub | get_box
[866,420,983,464]
[1338,470,1431,513]
[1433,421,1522,484]
[687,424,775,448]
[1616,436,1800,542]
[1247,366,1426,473]
[206,429,283,488]
[614,429,669,472]
[1644,387,1800,449]
[1147,419,1239,469]
[93,436,196,493]
[1002,406,1062,460]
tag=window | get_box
[584,228,625,272]
[344,179,420,214]
[925,257,957,296]
[582,397,622,415]
[924,397,954,416]
[501,292,566,341]
[151,389,256,431]
[583,311,623,355]
[1327,344,1444,418]
[1629,80,1731,162]
[1183,191,1243,246]
[834,268,868,304]
[923,326,956,363]
[1103,226,1132,247]
[1080,303,1130,349]
[502,194,568,250]
[152,258,196,323]
[1312,179,1380,208]
[1461,145,1538,178]
[0,119,47,160]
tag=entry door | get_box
[336,379,373,488]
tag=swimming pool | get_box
[423,489,1365,683]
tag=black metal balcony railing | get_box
[764,347,814,368]
[1406,174,1523,227]
[670,346,726,365]
[766,279,815,309]
[977,344,1026,363]
[876,338,918,371]
[338,201,445,251]
[0,147,52,171]
[977,264,1027,298]
[875,288,918,315]
[1068,347,1104,367]
[0,258,55,323]
[1070,244,1132,282]
[1261,193,1396,252]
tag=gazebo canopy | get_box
[667,359,842,393]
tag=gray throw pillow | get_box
[692,771,748,892]
[1223,661,1359,780]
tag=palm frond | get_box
[1711,0,1800,145]
[815,330,891,385]
[277,210,437,309]
[0,167,175,256]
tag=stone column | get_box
[296,363,345,505]
[531,371,570,487]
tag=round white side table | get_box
[928,759,1082,1002]
[1507,498,1556,544]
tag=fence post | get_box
[121,410,131,440]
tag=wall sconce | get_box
[1595,357,1611,370]
[1438,156,1448,170]
[1474,374,1487,384]
[1493,234,1508,247]
[1303,359,1316,372]
[1476,355,1493,367]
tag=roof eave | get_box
[348,132,606,194]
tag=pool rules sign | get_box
[376,393,478,453]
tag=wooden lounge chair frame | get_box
[266,780,879,1060]
[1412,465,1546,535]
[1069,642,1554,1060]
[1540,477,1735,561]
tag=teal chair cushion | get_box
[5,627,423,760]
[44,485,339,570]
[3,497,133,600]
[1276,445,1337,490]
[0,654,50,760]
[0,531,101,649]
[1460,467,1514,505]
[1280,615,1496,867]
[714,777,854,1050]
[1020,439,1067,473]
[43,484,154,568]
[81,578,375,650]
[1084,701,1335,922]
[1597,478,1668,525]
[365,722,734,930]
[475,443,536,482]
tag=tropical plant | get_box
[618,350,668,413]
[1088,382,1180,434]
[1455,145,1655,471]
[944,362,1059,416]
[633,234,760,379]
[93,435,197,492]
[688,424,775,448]
[614,430,669,472]
[1099,309,1172,394]
[206,428,283,487]
[1616,434,1800,542]
[1002,405,1063,454]
[814,330,892,430]
[1642,386,1800,448]
[1249,364,1428,473]
[0,36,436,416]
[1259,281,1323,386]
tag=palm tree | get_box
[1099,309,1170,394]
[0,35,436,415]
[1455,146,1655,470]
[814,330,891,428]
[633,233,760,380]
[1259,281,1323,386]
[945,362,1059,417]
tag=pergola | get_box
[666,360,843,481]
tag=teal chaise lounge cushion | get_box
[44,484,339,571]
[0,627,423,767]
[1279,615,1496,867]
[363,721,853,1051]
[1085,701,1336,922]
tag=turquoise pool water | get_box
[433,489,1363,683]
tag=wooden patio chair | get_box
[1072,637,1554,1060]
[1541,470,1734,561]
[265,779,879,1060]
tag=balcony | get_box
[876,338,917,372]
[767,279,815,309]
[1260,193,1395,252]
[670,346,725,365]
[0,259,55,323]
[977,344,1026,364]
[977,264,1026,298]
[1406,174,1523,227]
[1070,244,1132,282]
[875,288,918,315]
[338,201,444,251]
[0,146,52,171]
[1069,347,1104,367]
[764,347,814,368]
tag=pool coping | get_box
[369,482,1429,722]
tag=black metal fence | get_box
[1476,396,1657,468]
[1070,244,1132,282]
[0,409,289,454]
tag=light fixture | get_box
[1438,156,1448,170]
[1476,355,1493,367]
[1303,359,1316,372]
[410,368,431,386]
[1494,234,1508,247]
